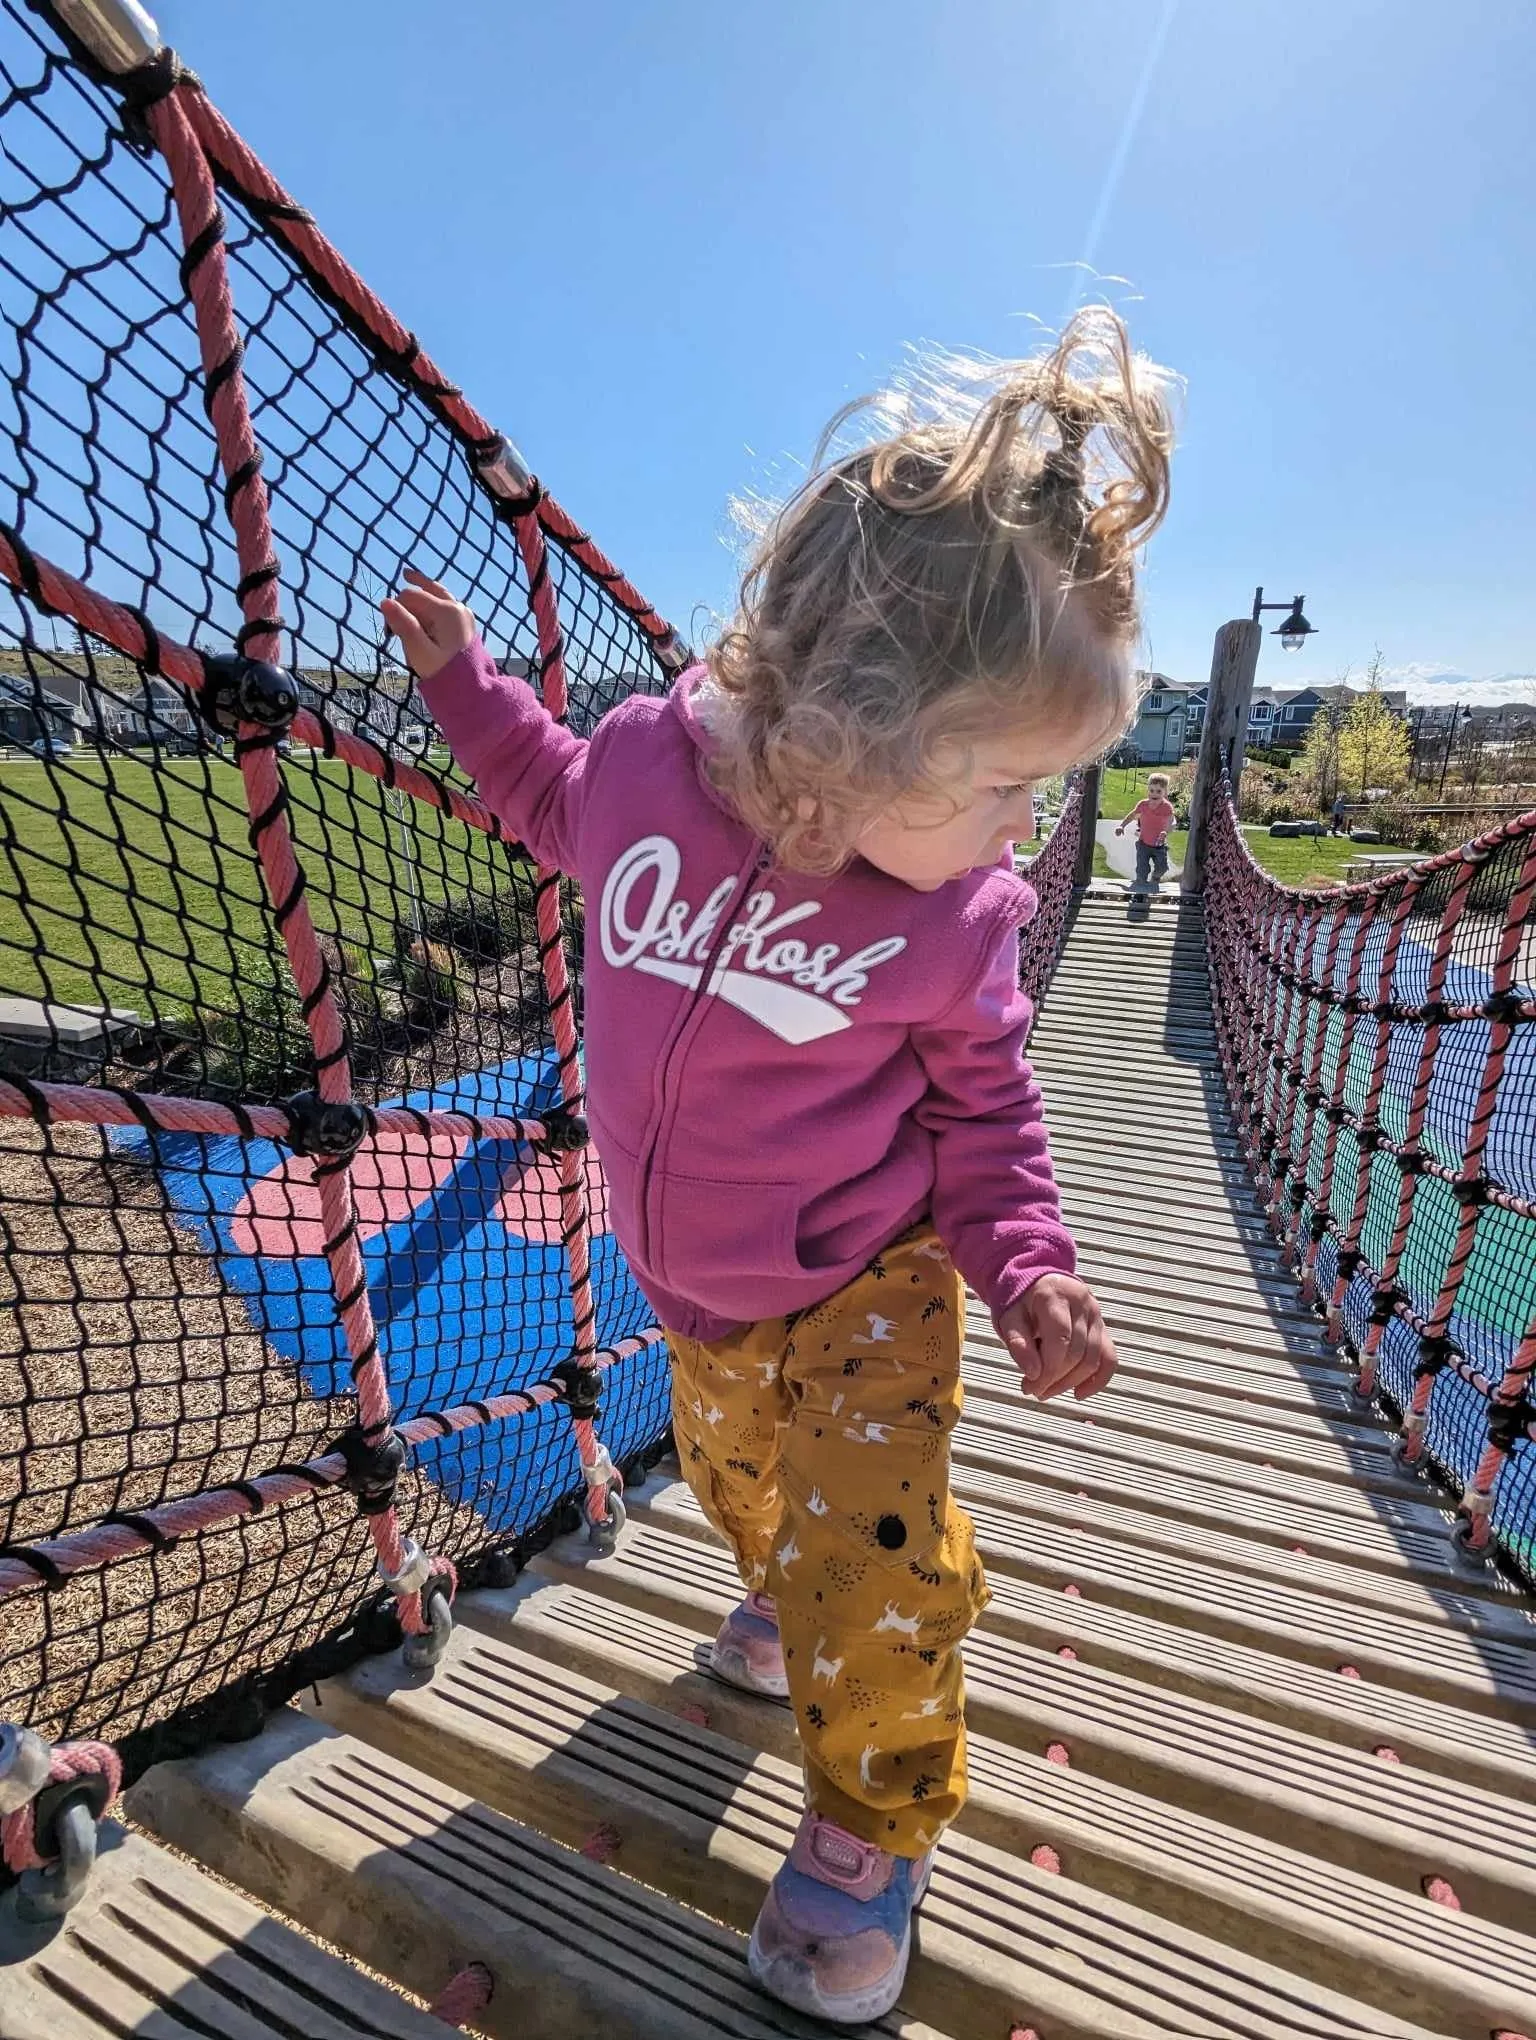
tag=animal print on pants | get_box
[667,1225,989,1857]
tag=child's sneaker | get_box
[710,1590,789,1698]
[748,1810,935,2024]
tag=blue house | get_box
[1126,673,1189,764]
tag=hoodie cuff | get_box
[982,1233,1079,1328]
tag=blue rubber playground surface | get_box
[112,1054,660,1537]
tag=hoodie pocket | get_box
[656,1164,804,1286]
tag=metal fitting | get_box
[581,1446,617,1493]
[0,1724,51,1816]
[378,1536,432,1600]
[49,0,161,72]
[474,435,538,507]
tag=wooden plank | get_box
[513,1531,1536,1939]
[125,1708,951,2040]
[634,1484,1536,1721]
[945,1445,1490,1599]
[951,1403,1450,1537]
[525,1516,1536,1796]
[959,1365,1409,1487]
[0,1825,445,2040]
[965,1322,1358,1398]
[310,1617,1484,2039]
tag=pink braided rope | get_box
[512,507,613,1525]
[430,1963,495,2026]
[0,528,505,842]
[146,87,442,1634]
[0,1741,120,1874]
[0,1075,545,1148]
[0,1329,666,1602]
[173,86,677,656]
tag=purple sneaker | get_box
[710,1590,789,1699]
[748,1811,935,2024]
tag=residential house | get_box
[0,670,87,750]
[1188,681,1407,756]
[1124,672,1189,764]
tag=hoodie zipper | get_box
[633,840,772,1281]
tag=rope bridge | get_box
[2,5,1534,2026]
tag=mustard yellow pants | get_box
[667,1226,989,1857]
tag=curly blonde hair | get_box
[703,307,1176,874]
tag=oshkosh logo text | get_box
[598,835,905,1045]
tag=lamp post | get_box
[1184,585,1318,892]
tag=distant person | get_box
[387,308,1171,2026]
[1331,791,1349,835]
[1117,771,1176,892]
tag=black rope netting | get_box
[1204,791,1536,1585]
[0,0,1091,1795]
[0,0,674,1764]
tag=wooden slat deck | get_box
[47,891,1534,2038]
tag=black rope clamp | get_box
[1356,1125,1384,1154]
[199,653,298,737]
[1414,1333,1455,1381]
[1286,1176,1309,1210]
[334,1423,407,1516]
[538,1108,590,1154]
[1324,1101,1349,1126]
[31,1769,113,1861]
[1397,1147,1428,1177]
[1453,1174,1490,1208]
[550,1355,602,1422]
[1487,1392,1535,1455]
[284,1092,368,1160]
[1302,1085,1324,1110]
[1308,1208,1332,1243]
[1369,1285,1403,1327]
[1483,988,1523,1027]
[1336,1246,1364,1282]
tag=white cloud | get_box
[1275,661,1536,707]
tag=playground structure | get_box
[1,5,1535,2034]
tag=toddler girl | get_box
[383,307,1173,2025]
[1117,769,1177,891]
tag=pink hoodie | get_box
[421,642,1075,1341]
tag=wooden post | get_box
[1183,617,1261,893]
[1074,762,1101,890]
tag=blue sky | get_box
[161,0,1535,701]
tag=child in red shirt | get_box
[1117,772,1176,892]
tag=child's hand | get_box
[996,1275,1117,1401]
[380,568,477,680]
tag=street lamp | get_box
[1252,586,1317,652]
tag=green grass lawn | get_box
[0,752,507,1024]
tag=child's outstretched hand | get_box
[996,1274,1117,1401]
[380,568,476,680]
